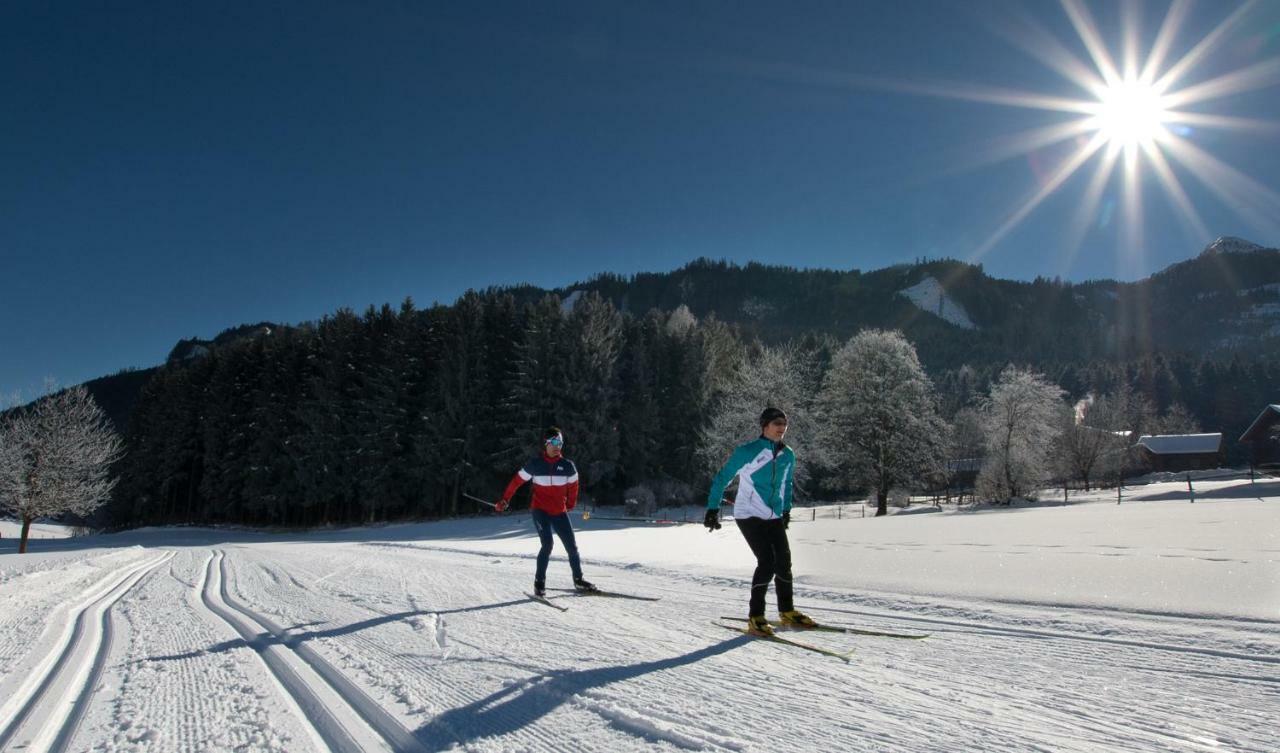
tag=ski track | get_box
[0,550,173,752]
[2,529,1275,752]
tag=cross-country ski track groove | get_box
[0,550,174,753]
[198,549,428,753]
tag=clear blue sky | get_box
[3,1,1278,399]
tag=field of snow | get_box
[1,477,1277,752]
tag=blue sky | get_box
[2,1,1278,399]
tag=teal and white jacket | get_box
[706,437,795,520]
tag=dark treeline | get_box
[108,288,1279,529]
[111,292,740,527]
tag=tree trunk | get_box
[876,487,888,517]
[19,515,32,554]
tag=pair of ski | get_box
[524,588,661,611]
[715,616,930,662]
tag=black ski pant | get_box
[736,516,793,617]
[531,509,583,584]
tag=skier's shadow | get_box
[144,598,530,663]
[414,636,750,750]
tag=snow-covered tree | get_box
[1151,402,1200,435]
[700,342,825,493]
[1,386,123,553]
[819,330,949,516]
[977,367,1064,503]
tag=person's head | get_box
[543,426,565,457]
[759,407,788,442]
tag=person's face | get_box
[545,435,564,457]
[762,417,788,442]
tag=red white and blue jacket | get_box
[501,452,580,515]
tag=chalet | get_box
[1239,404,1280,469]
[1135,434,1223,472]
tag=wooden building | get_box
[1239,404,1280,470]
[1135,434,1223,472]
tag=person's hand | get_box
[703,509,721,531]
[782,510,790,530]
[495,499,508,513]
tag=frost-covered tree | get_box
[977,367,1064,503]
[1,386,123,553]
[1151,402,1200,435]
[819,330,949,516]
[700,342,826,495]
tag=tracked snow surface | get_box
[2,476,1277,752]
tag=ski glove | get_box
[782,510,790,530]
[703,509,721,531]
[495,499,508,513]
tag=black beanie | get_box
[759,407,787,427]
[544,426,563,441]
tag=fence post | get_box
[1187,472,1194,503]
[812,508,816,522]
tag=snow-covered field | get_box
[1,477,1277,752]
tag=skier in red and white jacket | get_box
[497,426,597,597]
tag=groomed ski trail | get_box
[197,549,427,753]
[0,550,174,753]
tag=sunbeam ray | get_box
[972,133,1108,259]
[1163,110,1280,134]
[942,118,1098,176]
[1161,57,1280,109]
[1058,145,1121,276]
[1163,133,1280,239]
[1141,140,1212,245]
[1154,0,1259,93]
[1060,0,1123,87]
[1140,0,1193,85]
[985,8,1104,94]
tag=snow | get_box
[898,277,977,329]
[1203,236,1266,255]
[0,519,74,539]
[1,477,1277,751]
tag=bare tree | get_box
[0,386,124,553]
[701,342,827,489]
[978,367,1064,503]
[819,330,949,516]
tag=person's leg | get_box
[548,512,583,580]
[769,519,794,613]
[737,516,776,617]
[531,509,554,585]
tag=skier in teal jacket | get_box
[706,407,815,635]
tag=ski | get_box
[525,593,569,611]
[552,589,665,599]
[713,622,853,662]
[719,616,929,640]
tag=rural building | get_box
[1239,404,1280,470]
[1135,434,1223,472]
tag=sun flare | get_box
[1090,79,1170,149]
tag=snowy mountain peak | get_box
[898,276,977,330]
[1202,236,1265,256]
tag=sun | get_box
[1090,79,1170,149]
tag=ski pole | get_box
[462,492,498,508]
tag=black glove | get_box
[703,509,721,531]
[782,510,790,530]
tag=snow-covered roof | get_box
[1239,404,1280,443]
[1137,434,1222,455]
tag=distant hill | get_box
[528,236,1280,370]
[45,236,1280,431]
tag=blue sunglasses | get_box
[545,435,564,448]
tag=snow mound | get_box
[898,277,977,329]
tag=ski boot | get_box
[746,615,774,636]
[779,610,817,628]
[533,580,546,597]
[573,577,598,593]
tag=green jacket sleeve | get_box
[707,444,753,509]
[783,449,796,512]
